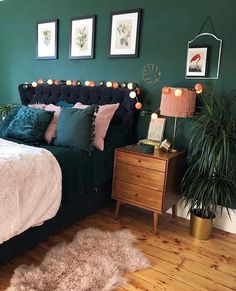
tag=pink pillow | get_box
[44,104,61,143]
[74,102,119,150]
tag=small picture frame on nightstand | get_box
[147,117,166,141]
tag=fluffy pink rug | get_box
[8,228,150,291]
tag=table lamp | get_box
[160,86,196,152]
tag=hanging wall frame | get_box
[185,17,223,79]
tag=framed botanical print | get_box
[185,47,208,77]
[36,19,58,59]
[109,9,141,58]
[69,15,95,59]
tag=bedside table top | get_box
[116,144,185,161]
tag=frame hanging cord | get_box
[198,16,216,35]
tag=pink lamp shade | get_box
[160,87,196,118]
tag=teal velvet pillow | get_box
[56,101,74,108]
[55,106,97,152]
[0,105,21,138]
[6,106,54,142]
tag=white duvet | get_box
[0,139,62,244]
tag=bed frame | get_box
[0,83,139,263]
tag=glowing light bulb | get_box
[194,83,203,94]
[127,82,134,90]
[32,81,37,87]
[85,80,90,86]
[129,91,137,98]
[151,112,158,119]
[47,79,53,85]
[174,88,182,97]
[66,80,72,86]
[106,81,112,88]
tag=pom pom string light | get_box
[106,81,113,88]
[23,79,143,110]
[112,82,119,89]
[194,83,203,94]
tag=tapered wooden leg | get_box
[172,204,176,218]
[153,212,158,235]
[114,200,121,220]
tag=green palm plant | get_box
[182,92,236,219]
[0,104,17,120]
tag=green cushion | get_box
[56,101,74,108]
[55,106,97,152]
[0,105,21,138]
[6,106,54,142]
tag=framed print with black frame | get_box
[69,15,95,59]
[109,9,141,58]
[36,19,58,59]
[185,47,208,77]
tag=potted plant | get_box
[181,90,236,240]
[0,104,17,120]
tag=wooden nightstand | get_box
[112,145,185,234]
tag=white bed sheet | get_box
[0,139,62,244]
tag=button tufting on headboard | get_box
[18,83,141,133]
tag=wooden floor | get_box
[0,205,235,291]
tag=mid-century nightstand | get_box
[112,145,185,234]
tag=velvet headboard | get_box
[18,84,140,133]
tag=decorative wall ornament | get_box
[142,64,161,84]
[186,17,222,79]
[36,19,58,59]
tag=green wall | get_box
[0,0,236,141]
[0,0,236,205]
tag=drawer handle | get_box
[137,174,140,178]
[138,160,141,163]
[135,193,138,197]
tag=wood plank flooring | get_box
[0,204,235,290]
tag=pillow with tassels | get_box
[54,105,98,153]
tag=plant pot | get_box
[190,209,215,240]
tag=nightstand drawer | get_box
[116,151,166,172]
[115,161,165,191]
[113,179,162,211]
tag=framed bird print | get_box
[185,47,208,77]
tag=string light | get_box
[151,113,158,119]
[174,88,183,97]
[194,83,203,94]
[129,91,137,98]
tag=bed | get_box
[0,82,139,263]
